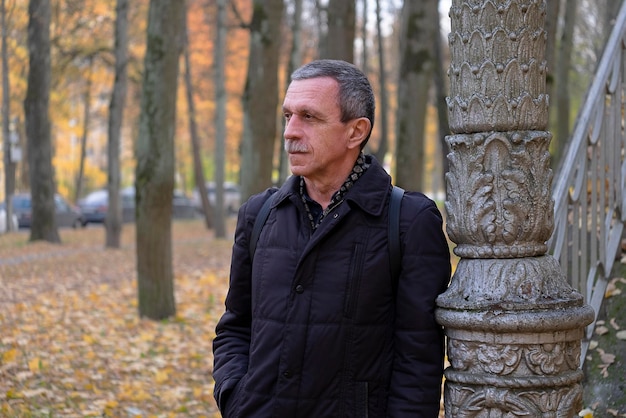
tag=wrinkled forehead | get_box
[283,77,341,113]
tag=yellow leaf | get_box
[578,408,594,417]
[83,334,96,344]
[5,389,23,399]
[104,400,118,409]
[28,357,41,373]
[1,349,18,364]
[155,370,169,384]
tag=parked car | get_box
[78,188,135,225]
[0,203,19,233]
[172,190,200,219]
[191,181,241,215]
[78,187,198,224]
[9,193,85,229]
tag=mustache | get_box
[284,140,308,153]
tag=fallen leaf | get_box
[1,348,18,363]
[598,349,616,364]
[597,348,616,378]
[595,325,609,336]
[27,357,41,373]
[616,330,626,340]
[578,408,594,418]
[155,370,169,384]
[610,317,620,330]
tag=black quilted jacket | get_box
[212,156,451,418]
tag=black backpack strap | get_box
[249,192,277,260]
[389,185,404,281]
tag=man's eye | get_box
[284,113,292,120]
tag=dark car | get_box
[78,188,135,225]
[191,181,241,215]
[78,187,198,224]
[10,193,85,229]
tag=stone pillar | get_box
[436,0,595,416]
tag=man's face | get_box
[282,77,358,182]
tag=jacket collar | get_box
[272,154,392,217]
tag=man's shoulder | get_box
[243,187,280,216]
[399,190,438,211]
[396,190,444,226]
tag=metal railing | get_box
[548,1,626,363]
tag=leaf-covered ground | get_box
[582,261,626,417]
[0,220,232,417]
[1,218,623,417]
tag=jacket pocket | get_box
[222,375,246,418]
[343,243,366,318]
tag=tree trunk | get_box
[75,58,93,203]
[240,0,284,201]
[315,0,328,58]
[2,0,16,232]
[394,0,437,191]
[360,0,368,72]
[212,0,228,238]
[25,0,59,243]
[554,0,577,172]
[434,0,450,194]
[135,0,185,320]
[183,10,213,231]
[106,0,129,249]
[278,0,303,185]
[324,0,355,62]
[372,0,389,163]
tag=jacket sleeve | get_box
[387,195,451,417]
[212,190,274,413]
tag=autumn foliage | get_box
[1,0,250,203]
[0,220,230,416]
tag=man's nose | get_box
[284,116,301,139]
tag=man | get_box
[213,59,451,417]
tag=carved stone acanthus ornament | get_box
[436,0,594,416]
[445,131,554,258]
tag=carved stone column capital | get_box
[437,0,594,416]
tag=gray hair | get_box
[290,59,375,145]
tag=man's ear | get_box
[347,117,371,150]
